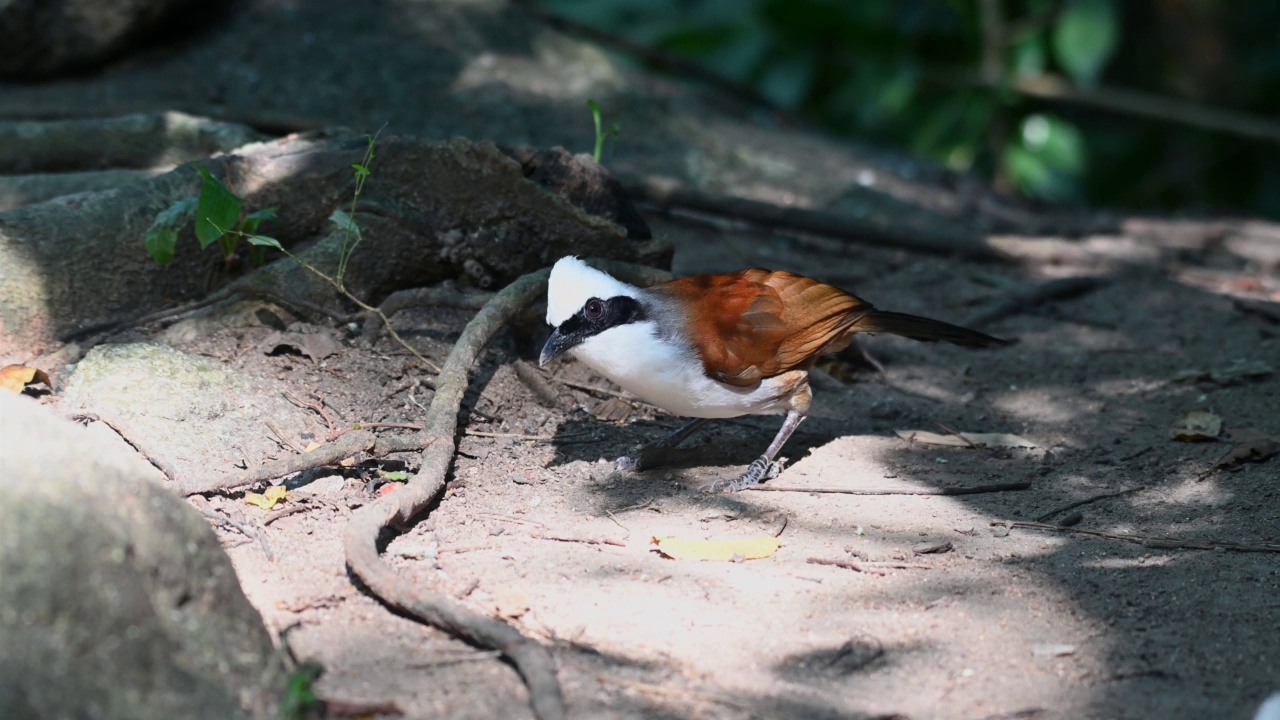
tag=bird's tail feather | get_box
[853,310,1008,348]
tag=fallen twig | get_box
[1035,487,1143,523]
[177,430,433,496]
[531,533,626,548]
[341,260,674,720]
[193,503,272,560]
[623,174,1005,261]
[992,520,1280,553]
[748,481,1032,496]
[284,390,338,441]
[806,557,887,575]
[963,275,1107,328]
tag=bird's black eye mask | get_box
[555,296,648,339]
[540,295,649,366]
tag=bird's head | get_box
[540,256,647,367]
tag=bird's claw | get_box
[700,456,786,493]
[616,443,674,473]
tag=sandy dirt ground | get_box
[57,210,1276,720]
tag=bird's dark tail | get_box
[852,310,1009,348]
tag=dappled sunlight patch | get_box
[991,385,1101,425]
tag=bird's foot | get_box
[700,456,786,493]
[616,443,674,473]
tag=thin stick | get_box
[177,431,434,496]
[622,174,1006,261]
[194,504,273,560]
[963,276,1107,328]
[1035,487,1143,523]
[806,557,887,576]
[531,533,626,548]
[993,520,1280,553]
[748,481,1031,496]
[284,390,338,441]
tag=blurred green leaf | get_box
[1052,0,1118,87]
[1020,113,1086,173]
[240,207,278,235]
[757,53,816,109]
[143,196,197,264]
[144,226,178,264]
[245,235,283,251]
[1007,113,1087,200]
[329,209,359,235]
[194,167,242,250]
[1010,34,1047,77]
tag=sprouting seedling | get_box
[588,99,621,164]
[144,165,277,266]
[332,130,380,289]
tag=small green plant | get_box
[587,99,621,163]
[280,662,322,720]
[141,131,439,372]
[144,166,277,266]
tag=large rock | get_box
[0,392,285,719]
[60,342,326,484]
[0,0,222,79]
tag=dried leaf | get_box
[1171,410,1223,442]
[651,536,781,561]
[245,485,288,510]
[896,429,1037,449]
[1213,430,1280,470]
[303,441,323,453]
[0,364,51,393]
[261,331,343,361]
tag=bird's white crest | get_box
[545,256,639,326]
[1256,694,1280,720]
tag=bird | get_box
[539,256,1009,491]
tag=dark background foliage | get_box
[540,0,1280,219]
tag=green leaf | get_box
[1006,114,1087,201]
[1052,0,1118,87]
[245,235,284,251]
[1019,113,1086,173]
[239,207,278,235]
[377,469,410,481]
[142,196,197,264]
[1010,34,1047,77]
[145,226,178,264]
[195,166,242,250]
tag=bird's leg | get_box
[703,411,806,492]
[616,418,712,472]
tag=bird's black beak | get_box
[539,328,578,367]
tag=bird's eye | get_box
[585,298,604,319]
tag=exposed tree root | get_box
[341,260,670,720]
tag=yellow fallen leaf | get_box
[303,441,322,452]
[1171,410,1223,441]
[651,536,781,561]
[245,485,288,510]
[0,364,51,393]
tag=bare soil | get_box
[58,212,1278,720]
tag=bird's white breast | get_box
[568,320,791,419]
